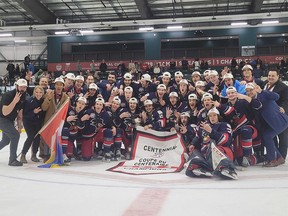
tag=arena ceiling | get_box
[0,0,288,37]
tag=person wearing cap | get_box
[106,96,125,160]
[83,75,95,92]
[77,97,108,161]
[191,71,202,87]
[186,107,237,180]
[0,78,28,166]
[172,71,184,91]
[205,70,224,100]
[263,69,288,159]
[165,92,187,131]
[158,71,174,92]
[240,64,263,86]
[69,75,86,107]
[63,73,75,92]
[20,86,45,163]
[220,73,246,99]
[141,99,165,131]
[194,80,206,98]
[197,92,215,124]
[176,112,197,152]
[84,83,99,109]
[178,79,192,103]
[118,73,137,95]
[119,86,134,108]
[140,84,169,110]
[61,96,87,162]
[98,72,117,101]
[183,93,201,125]
[244,83,288,167]
[134,74,157,100]
[214,86,259,167]
[41,77,69,161]
[119,97,141,159]
[203,70,211,83]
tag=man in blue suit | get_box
[241,83,288,167]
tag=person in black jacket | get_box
[20,86,45,163]
[0,79,27,166]
[263,69,288,159]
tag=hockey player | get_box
[84,83,99,109]
[165,92,187,131]
[214,86,258,167]
[119,86,134,108]
[141,99,165,131]
[62,96,87,161]
[140,84,169,110]
[91,98,114,161]
[119,97,141,159]
[221,73,246,99]
[178,79,192,103]
[106,97,124,160]
[197,92,214,124]
[135,74,157,100]
[176,112,197,153]
[183,93,201,125]
[70,75,86,107]
[186,107,237,180]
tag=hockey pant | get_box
[186,142,235,178]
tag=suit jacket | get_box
[253,90,288,134]
[263,80,288,114]
[41,92,69,124]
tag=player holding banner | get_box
[186,107,237,180]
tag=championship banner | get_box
[108,126,186,175]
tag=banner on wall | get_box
[47,55,287,72]
[107,126,186,175]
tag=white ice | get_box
[0,133,288,216]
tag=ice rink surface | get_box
[0,133,288,216]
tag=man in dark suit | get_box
[244,83,288,166]
[263,69,288,159]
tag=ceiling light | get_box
[80,30,94,34]
[208,37,211,40]
[55,31,69,35]
[167,25,182,29]
[0,33,12,37]
[139,27,154,31]
[262,20,279,24]
[14,40,27,43]
[231,22,247,26]
[259,35,262,37]
[282,34,285,36]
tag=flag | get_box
[108,126,186,175]
[38,99,69,168]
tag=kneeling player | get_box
[186,108,238,180]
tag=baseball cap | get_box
[242,64,253,71]
[207,107,220,116]
[15,79,27,87]
[89,83,98,90]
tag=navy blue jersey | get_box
[192,122,232,147]
[146,92,169,110]
[134,82,157,99]
[142,109,165,131]
[120,108,141,132]
[218,99,255,132]
[106,107,123,128]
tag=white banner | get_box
[108,126,186,175]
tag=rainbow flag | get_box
[38,99,69,168]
